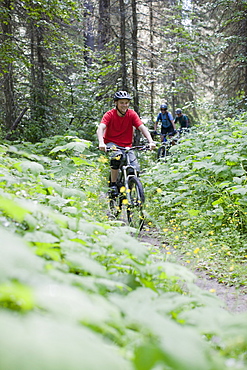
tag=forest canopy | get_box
[1,0,247,141]
[1,2,247,367]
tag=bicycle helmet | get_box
[175,108,182,114]
[114,91,132,101]
[160,104,168,110]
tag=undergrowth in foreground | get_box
[142,114,247,290]
[0,131,246,370]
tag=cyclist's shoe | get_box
[109,185,118,198]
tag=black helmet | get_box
[160,104,168,110]
[175,108,182,114]
[114,91,132,101]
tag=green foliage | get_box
[0,133,247,369]
[143,116,247,288]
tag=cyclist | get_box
[174,108,189,130]
[154,104,176,142]
[97,90,156,196]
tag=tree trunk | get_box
[98,0,110,49]
[149,0,154,122]
[131,0,140,116]
[1,0,16,130]
[29,20,46,133]
[119,0,127,90]
[84,0,94,64]
[5,107,28,139]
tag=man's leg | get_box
[161,128,168,142]
[129,152,140,175]
[106,143,122,185]
[111,169,119,183]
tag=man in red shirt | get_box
[97,91,155,195]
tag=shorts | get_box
[106,142,140,172]
[161,125,174,135]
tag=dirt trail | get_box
[138,229,247,314]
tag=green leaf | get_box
[35,244,61,261]
[230,185,247,195]
[62,188,85,200]
[178,305,231,334]
[0,144,8,153]
[0,195,29,222]
[187,209,200,217]
[24,231,60,244]
[192,161,212,170]
[112,289,224,370]
[50,140,90,154]
[0,282,34,311]
[212,197,224,206]
[0,312,132,370]
[50,158,76,177]
[19,160,44,176]
[65,251,107,277]
[71,157,95,167]
[106,229,148,259]
[0,227,44,282]
[41,179,63,195]
[146,262,196,283]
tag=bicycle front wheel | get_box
[157,145,167,159]
[126,176,145,231]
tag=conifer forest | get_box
[1,1,247,369]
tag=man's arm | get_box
[138,124,156,150]
[172,119,176,130]
[96,123,107,151]
[168,112,176,130]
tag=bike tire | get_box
[157,145,167,159]
[126,176,145,231]
[108,195,122,219]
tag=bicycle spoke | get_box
[127,176,145,231]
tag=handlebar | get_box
[106,144,152,152]
[153,130,178,136]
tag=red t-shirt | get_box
[100,108,143,147]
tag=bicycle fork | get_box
[122,164,138,204]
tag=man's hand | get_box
[98,143,107,152]
[149,141,156,150]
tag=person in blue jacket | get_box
[154,104,176,142]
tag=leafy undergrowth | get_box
[0,132,247,370]
[142,115,247,291]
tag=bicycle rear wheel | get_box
[126,176,145,231]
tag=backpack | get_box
[158,112,172,128]
[178,114,190,128]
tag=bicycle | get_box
[107,145,149,231]
[154,127,190,160]
[156,132,180,160]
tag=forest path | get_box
[138,228,247,314]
